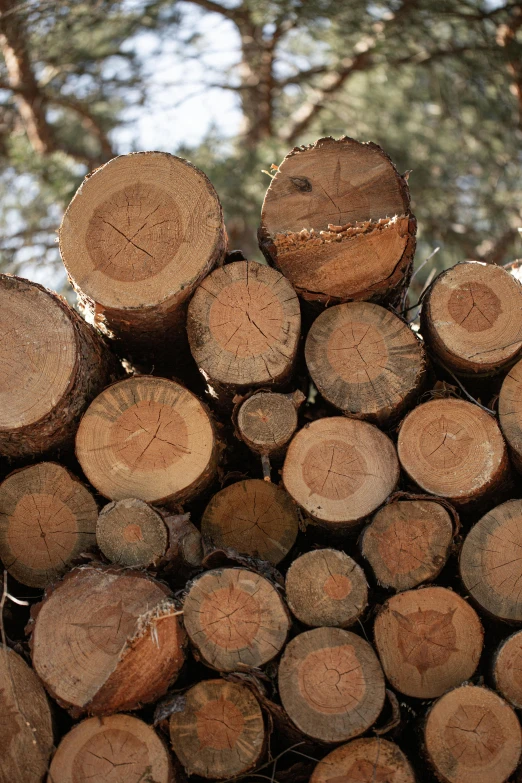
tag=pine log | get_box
[235,389,305,457]
[0,274,117,460]
[187,260,301,404]
[460,499,522,622]
[361,497,455,591]
[285,548,368,628]
[75,376,219,505]
[182,567,290,671]
[421,261,522,376]
[305,302,426,425]
[397,398,509,507]
[373,586,483,699]
[498,356,522,472]
[493,630,522,709]
[48,714,174,783]
[258,136,416,307]
[169,679,265,779]
[96,498,168,568]
[424,685,522,783]
[309,738,415,783]
[59,152,226,365]
[278,626,385,743]
[0,462,97,588]
[30,565,186,716]
[200,479,299,565]
[283,417,399,529]
[0,644,54,783]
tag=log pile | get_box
[3,136,522,783]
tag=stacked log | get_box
[2,136,522,783]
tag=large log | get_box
[498,355,522,472]
[309,738,415,783]
[493,630,522,709]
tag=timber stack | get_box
[3,137,522,783]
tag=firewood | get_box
[0,644,53,783]
[200,479,299,565]
[182,567,290,671]
[235,389,305,457]
[285,548,368,628]
[169,679,265,779]
[305,302,426,424]
[258,136,416,306]
[421,261,522,376]
[278,626,385,743]
[96,498,168,568]
[187,260,301,404]
[0,274,116,460]
[373,586,483,699]
[30,565,186,716]
[75,376,219,505]
[0,462,97,588]
[498,356,522,472]
[309,738,415,783]
[283,417,399,529]
[59,152,226,364]
[47,713,174,783]
[424,684,522,783]
[493,630,522,709]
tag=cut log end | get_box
[201,479,299,565]
[236,391,302,455]
[278,626,385,743]
[310,738,415,783]
[183,567,290,671]
[285,548,368,628]
[96,498,168,567]
[499,356,522,471]
[283,417,399,528]
[0,462,98,588]
[493,630,522,709]
[169,679,265,779]
[374,586,483,699]
[425,685,522,783]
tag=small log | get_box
[309,738,415,783]
[373,586,483,699]
[499,356,522,472]
[75,376,219,505]
[361,497,455,591]
[258,136,416,307]
[182,567,290,671]
[0,462,97,588]
[30,565,186,716]
[0,644,53,783]
[397,398,509,507]
[460,499,522,622]
[285,548,368,628]
[424,684,522,783]
[169,679,265,779]
[187,260,301,404]
[278,626,385,743]
[283,417,399,529]
[47,713,174,783]
[200,479,299,565]
[493,630,522,709]
[0,274,117,460]
[305,302,426,425]
[421,260,522,376]
[96,498,168,568]
[59,152,226,364]
[235,389,305,457]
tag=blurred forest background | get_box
[0,0,521,295]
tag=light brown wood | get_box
[0,274,116,459]
[499,356,522,472]
[0,644,53,783]
[285,548,368,628]
[309,738,415,783]
[421,261,522,375]
[200,479,299,564]
[373,586,483,699]
[259,136,416,306]
[47,714,174,783]
[0,462,97,588]
[424,685,522,783]
[169,679,265,779]
[96,498,168,567]
[305,302,426,424]
[236,390,304,456]
[30,565,186,716]
[278,626,385,743]
[182,567,290,671]
[283,417,399,528]
[75,376,218,505]
[397,398,509,506]
[493,630,522,709]
[361,498,454,591]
